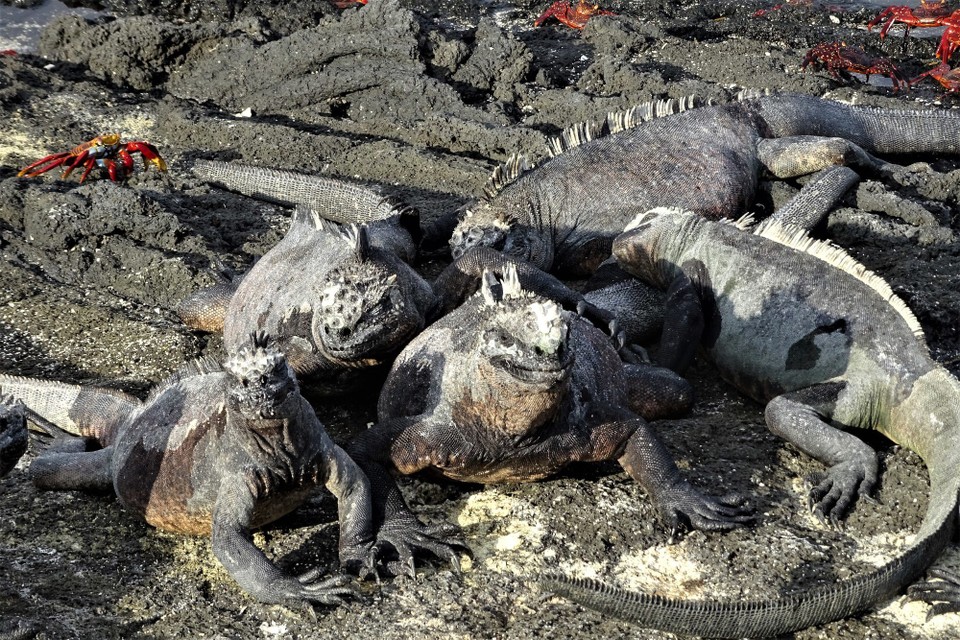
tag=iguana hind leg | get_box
[757,135,900,179]
[764,381,879,526]
[30,445,114,492]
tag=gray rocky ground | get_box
[1,0,960,638]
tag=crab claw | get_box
[126,141,168,172]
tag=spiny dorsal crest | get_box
[224,332,287,381]
[735,88,773,102]
[547,95,703,159]
[623,206,690,232]
[754,219,926,344]
[294,205,341,234]
[339,223,371,261]
[480,264,527,307]
[482,153,532,201]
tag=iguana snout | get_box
[0,393,28,477]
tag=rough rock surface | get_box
[0,0,959,638]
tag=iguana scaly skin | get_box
[544,208,960,637]
[450,93,960,277]
[0,333,374,606]
[346,267,752,572]
[0,393,27,477]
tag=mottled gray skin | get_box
[545,210,960,637]
[0,334,374,606]
[179,202,437,395]
[0,394,27,478]
[347,270,751,573]
[451,93,960,278]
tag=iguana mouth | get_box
[491,347,573,386]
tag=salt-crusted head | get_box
[224,332,299,420]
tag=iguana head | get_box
[223,332,300,421]
[614,207,694,284]
[313,225,425,365]
[450,202,554,271]
[0,393,28,477]
[474,266,572,391]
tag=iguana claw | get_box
[373,519,469,578]
[657,483,754,537]
[908,568,960,619]
[806,458,878,524]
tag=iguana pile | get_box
[346,267,751,572]
[0,393,27,477]
[449,92,959,277]
[543,208,960,636]
[182,161,621,379]
[0,333,374,606]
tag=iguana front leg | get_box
[612,415,753,535]
[908,567,960,617]
[656,264,707,375]
[211,475,357,606]
[764,382,879,525]
[347,416,466,577]
[318,436,377,576]
[756,135,900,179]
[177,268,241,333]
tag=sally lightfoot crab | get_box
[802,42,906,91]
[867,0,957,39]
[533,0,614,30]
[18,134,167,183]
[911,61,960,93]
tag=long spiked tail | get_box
[192,160,418,227]
[0,374,140,445]
[754,94,960,156]
[544,482,959,638]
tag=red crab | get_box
[801,42,907,91]
[329,0,367,7]
[867,0,956,39]
[534,0,615,30]
[937,20,960,60]
[911,61,960,92]
[17,134,168,183]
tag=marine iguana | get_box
[181,161,621,381]
[449,92,959,277]
[0,393,27,477]
[346,266,752,573]
[0,333,374,606]
[543,208,960,636]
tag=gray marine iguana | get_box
[0,393,27,477]
[449,92,960,278]
[180,161,623,386]
[345,266,752,573]
[0,332,375,606]
[543,208,960,636]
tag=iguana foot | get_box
[806,458,878,526]
[0,619,40,640]
[373,519,469,578]
[908,568,960,618]
[278,569,361,607]
[656,481,754,539]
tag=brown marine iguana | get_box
[0,333,374,606]
[0,393,27,478]
[449,92,959,278]
[543,208,960,636]
[346,266,752,572]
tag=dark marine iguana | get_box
[543,208,960,636]
[345,266,752,572]
[0,333,375,606]
[0,393,27,477]
[449,92,959,278]
[180,161,623,384]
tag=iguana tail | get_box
[0,374,140,446]
[543,475,959,638]
[754,94,960,156]
[192,159,417,227]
